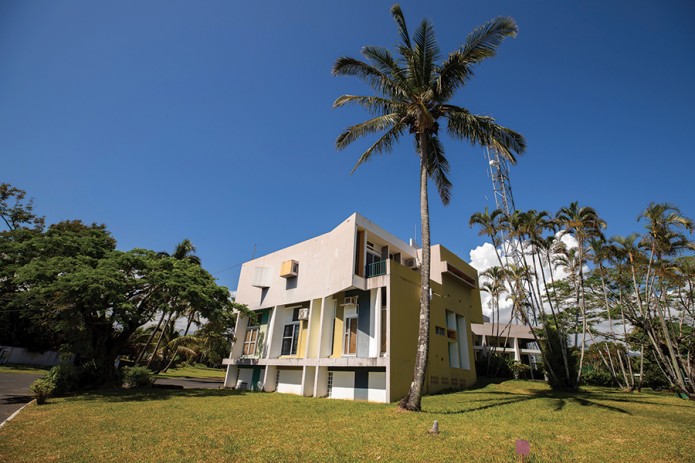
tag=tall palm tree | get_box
[333,4,525,411]
[556,202,605,385]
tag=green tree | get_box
[6,221,234,387]
[333,3,524,411]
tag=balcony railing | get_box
[366,260,387,278]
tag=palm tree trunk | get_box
[147,312,173,369]
[135,311,166,365]
[400,140,431,412]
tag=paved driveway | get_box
[0,373,42,424]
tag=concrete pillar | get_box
[224,365,238,389]
[263,365,278,392]
[314,366,329,398]
[302,365,316,397]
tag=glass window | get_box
[281,323,299,355]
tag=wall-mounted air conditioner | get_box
[404,258,417,269]
[343,296,358,306]
[298,308,309,320]
[344,306,359,318]
[280,260,299,278]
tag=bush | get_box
[30,378,56,405]
[45,362,80,396]
[507,360,531,379]
[581,368,616,387]
[121,366,154,388]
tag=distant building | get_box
[471,322,542,367]
[223,213,483,402]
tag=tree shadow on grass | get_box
[424,388,632,415]
[65,387,248,403]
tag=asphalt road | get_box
[0,372,42,424]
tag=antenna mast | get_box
[485,147,520,266]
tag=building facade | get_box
[471,322,543,369]
[223,213,483,402]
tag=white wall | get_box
[236,368,253,390]
[276,369,303,395]
[368,371,387,403]
[330,371,355,400]
[0,346,68,366]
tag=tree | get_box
[556,202,606,385]
[333,3,525,411]
[5,220,235,387]
[0,183,44,231]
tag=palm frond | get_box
[390,4,411,49]
[350,122,405,174]
[336,114,400,150]
[445,106,525,161]
[412,18,440,89]
[332,95,405,116]
[361,46,409,91]
[434,17,518,101]
[424,135,452,205]
[332,57,404,98]
[460,17,518,65]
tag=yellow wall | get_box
[388,249,483,402]
[330,292,345,358]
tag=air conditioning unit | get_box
[343,296,358,306]
[298,308,309,320]
[404,258,417,268]
[280,259,299,278]
[344,306,359,318]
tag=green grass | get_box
[0,364,50,375]
[1,380,693,463]
[154,364,225,379]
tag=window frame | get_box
[242,326,259,356]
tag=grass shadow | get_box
[424,387,632,415]
[66,387,248,403]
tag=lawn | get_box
[155,364,225,379]
[0,380,693,463]
[0,364,50,375]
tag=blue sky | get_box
[1,1,693,291]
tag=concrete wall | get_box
[0,346,68,366]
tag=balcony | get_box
[366,260,387,278]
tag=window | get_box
[344,317,357,355]
[281,323,299,355]
[435,326,446,336]
[243,327,259,356]
[327,371,334,398]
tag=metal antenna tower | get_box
[485,147,521,267]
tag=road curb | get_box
[0,399,34,430]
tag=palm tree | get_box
[333,4,525,411]
[637,203,694,396]
[135,239,202,366]
[556,202,606,385]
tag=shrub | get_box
[507,360,531,379]
[30,378,56,405]
[581,368,616,387]
[121,366,154,388]
[45,362,80,396]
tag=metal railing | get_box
[366,260,387,278]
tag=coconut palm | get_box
[333,4,525,411]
